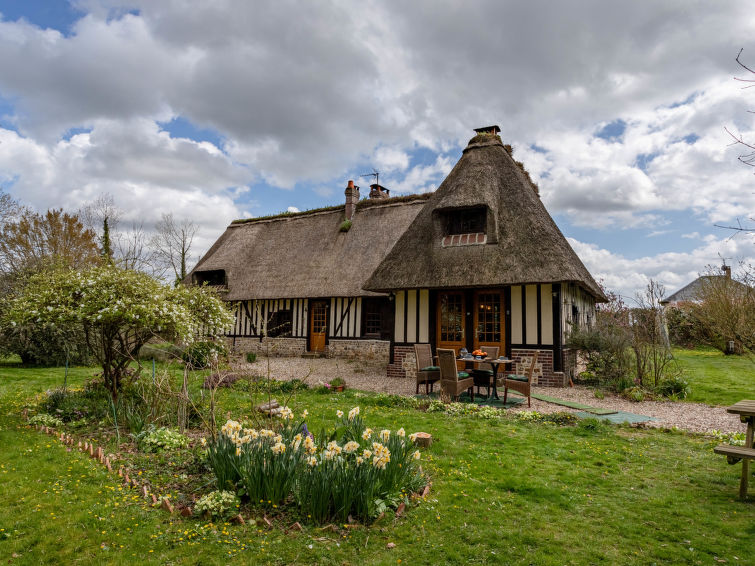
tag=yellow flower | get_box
[344,441,360,453]
[397,428,405,437]
[362,428,373,440]
[307,456,318,467]
[301,409,309,419]
[348,406,360,421]
[272,442,286,455]
[380,429,390,442]
[200,437,207,447]
[336,410,344,418]
[412,450,421,460]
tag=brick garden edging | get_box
[32,424,187,516]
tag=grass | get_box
[673,346,754,406]
[1,359,754,564]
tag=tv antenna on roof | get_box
[361,169,379,186]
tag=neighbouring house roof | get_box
[189,195,431,300]
[363,133,606,300]
[661,275,750,305]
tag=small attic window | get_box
[444,207,487,235]
[194,269,226,286]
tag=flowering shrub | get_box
[29,413,63,427]
[194,490,240,519]
[5,266,234,400]
[204,406,427,524]
[136,426,189,452]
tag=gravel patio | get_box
[233,356,746,436]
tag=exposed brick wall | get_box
[441,233,487,247]
[387,346,415,380]
[511,348,568,387]
[227,337,307,357]
[326,339,390,363]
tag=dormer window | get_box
[445,207,487,235]
[438,206,488,247]
[193,269,226,286]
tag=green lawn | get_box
[1,360,754,565]
[674,347,754,406]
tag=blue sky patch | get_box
[668,91,699,109]
[62,126,92,141]
[595,119,626,141]
[158,116,225,148]
[681,133,699,144]
[0,0,83,36]
[635,151,659,172]
[529,143,548,154]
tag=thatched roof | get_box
[190,195,430,300]
[364,133,606,300]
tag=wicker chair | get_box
[503,351,539,407]
[413,343,440,395]
[437,348,474,402]
[471,346,500,397]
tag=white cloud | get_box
[286,206,300,213]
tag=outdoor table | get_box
[457,356,514,400]
[724,400,755,497]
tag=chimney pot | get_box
[344,180,359,220]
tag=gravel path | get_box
[233,357,746,436]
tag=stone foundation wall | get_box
[387,346,415,380]
[510,348,567,387]
[326,339,390,363]
[227,337,307,357]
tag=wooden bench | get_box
[714,445,755,498]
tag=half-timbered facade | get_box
[189,126,605,386]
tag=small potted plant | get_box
[327,377,346,392]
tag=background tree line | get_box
[0,189,201,366]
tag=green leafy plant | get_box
[194,490,240,519]
[245,352,257,363]
[136,426,188,452]
[28,413,63,427]
[338,219,352,232]
[655,375,690,400]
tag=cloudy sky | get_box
[1,0,754,301]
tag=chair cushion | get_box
[458,371,470,378]
[507,374,529,382]
[420,366,440,372]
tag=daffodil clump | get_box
[204,406,427,524]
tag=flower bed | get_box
[204,406,427,524]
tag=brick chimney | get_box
[344,180,359,220]
[369,184,390,199]
[722,264,731,279]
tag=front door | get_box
[309,300,328,352]
[473,290,505,355]
[437,292,465,364]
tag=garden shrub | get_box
[426,401,502,419]
[655,375,690,400]
[28,413,63,427]
[245,352,257,363]
[138,341,183,363]
[194,490,240,519]
[0,324,91,367]
[39,385,110,423]
[622,386,646,402]
[182,340,228,369]
[136,426,189,452]
[234,378,309,394]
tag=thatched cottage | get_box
[190,126,605,386]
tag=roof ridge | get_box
[229,193,431,226]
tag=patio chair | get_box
[437,348,474,402]
[471,346,499,397]
[503,351,539,408]
[414,343,440,395]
